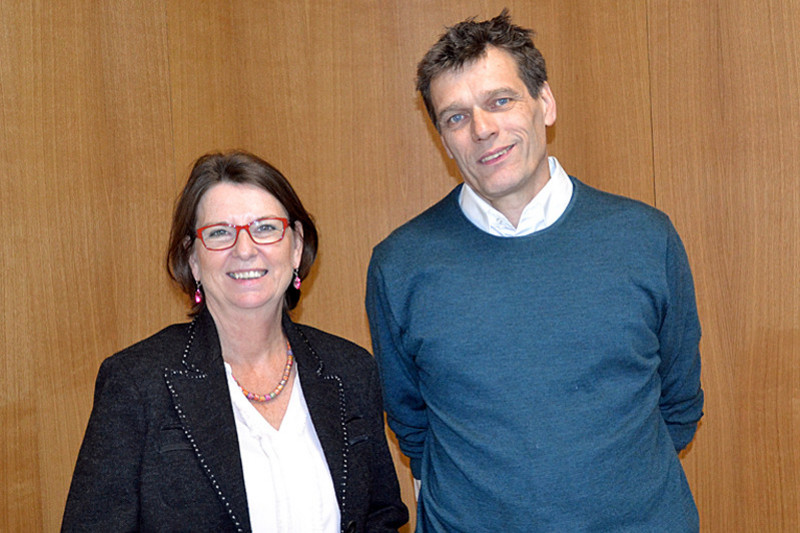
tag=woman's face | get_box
[189,182,303,321]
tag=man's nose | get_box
[471,108,497,142]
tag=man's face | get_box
[430,46,556,222]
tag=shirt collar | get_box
[458,156,573,237]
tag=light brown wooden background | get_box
[1,1,797,531]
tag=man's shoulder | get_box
[371,186,462,259]
[572,177,672,229]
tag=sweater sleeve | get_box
[657,223,704,452]
[62,357,145,531]
[365,254,427,478]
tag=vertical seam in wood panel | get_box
[162,0,177,183]
[645,0,658,209]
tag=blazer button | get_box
[344,520,357,533]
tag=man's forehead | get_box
[430,59,527,111]
[435,47,522,82]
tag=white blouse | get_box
[224,363,340,532]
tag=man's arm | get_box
[365,255,428,478]
[657,223,704,452]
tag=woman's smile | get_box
[228,269,268,280]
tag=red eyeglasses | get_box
[195,217,289,251]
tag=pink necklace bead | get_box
[231,342,294,402]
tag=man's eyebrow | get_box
[436,103,466,123]
[484,87,523,100]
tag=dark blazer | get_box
[62,309,408,532]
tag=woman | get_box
[62,151,408,532]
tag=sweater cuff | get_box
[410,457,422,479]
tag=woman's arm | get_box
[62,357,145,531]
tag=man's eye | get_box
[495,97,511,107]
[446,113,465,125]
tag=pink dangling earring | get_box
[194,280,203,304]
[292,268,302,290]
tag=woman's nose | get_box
[232,227,258,257]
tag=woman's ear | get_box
[186,236,200,280]
[292,221,304,269]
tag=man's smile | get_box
[479,144,514,165]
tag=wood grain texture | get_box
[1,1,798,531]
[1,1,181,531]
[649,1,800,530]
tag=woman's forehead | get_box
[197,182,286,224]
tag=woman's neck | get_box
[209,305,287,367]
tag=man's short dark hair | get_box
[416,9,548,131]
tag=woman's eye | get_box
[207,227,232,238]
[252,221,279,235]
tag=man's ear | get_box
[539,82,557,127]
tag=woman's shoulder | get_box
[287,321,376,373]
[291,322,370,355]
[101,321,193,375]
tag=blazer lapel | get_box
[284,316,349,515]
[165,311,251,532]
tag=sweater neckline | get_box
[449,177,580,241]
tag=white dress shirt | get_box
[458,156,574,236]
[225,365,340,533]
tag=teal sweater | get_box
[366,178,703,532]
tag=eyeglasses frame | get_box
[195,217,290,251]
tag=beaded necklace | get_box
[230,341,294,402]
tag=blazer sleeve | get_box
[362,356,410,532]
[62,356,145,531]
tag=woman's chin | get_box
[208,293,283,318]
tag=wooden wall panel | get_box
[541,1,655,203]
[0,1,180,531]
[2,0,798,531]
[649,1,800,531]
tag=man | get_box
[366,10,704,532]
